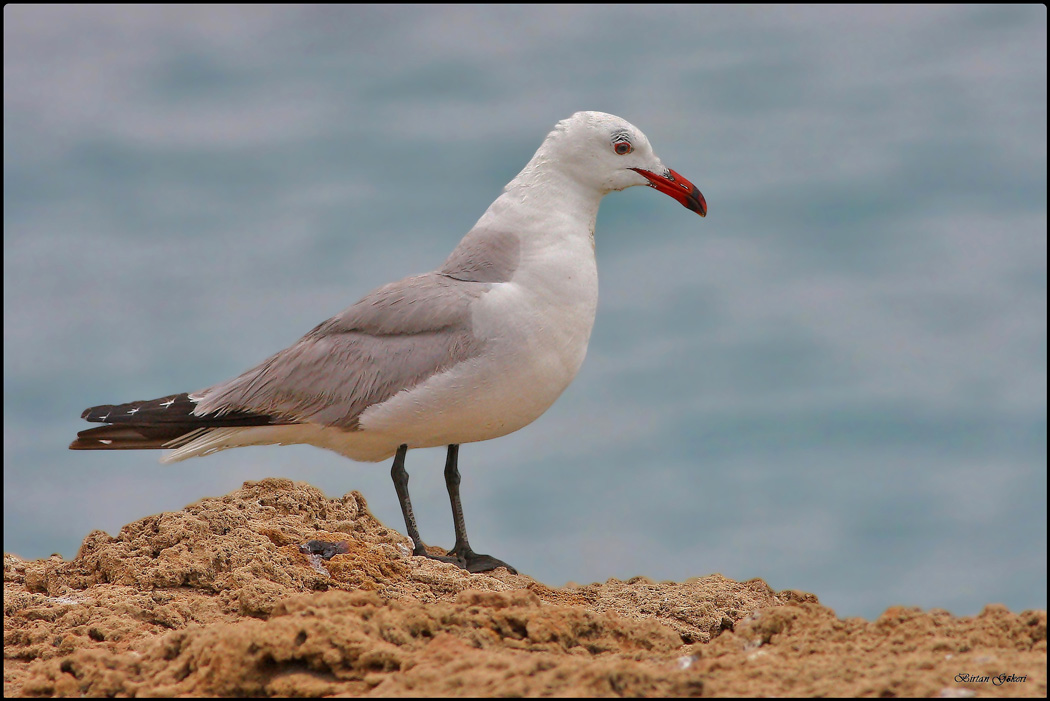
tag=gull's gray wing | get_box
[440,227,520,283]
[193,272,490,429]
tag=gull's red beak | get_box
[630,167,707,217]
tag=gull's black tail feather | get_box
[70,392,279,451]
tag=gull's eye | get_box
[613,141,633,156]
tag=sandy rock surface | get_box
[4,478,1045,697]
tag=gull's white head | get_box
[534,111,706,216]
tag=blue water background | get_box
[4,5,1046,618]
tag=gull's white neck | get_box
[473,152,605,244]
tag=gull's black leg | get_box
[390,444,428,557]
[390,444,464,568]
[443,444,517,574]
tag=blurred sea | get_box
[4,5,1046,618]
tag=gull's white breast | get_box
[354,232,599,457]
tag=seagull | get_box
[70,111,707,573]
